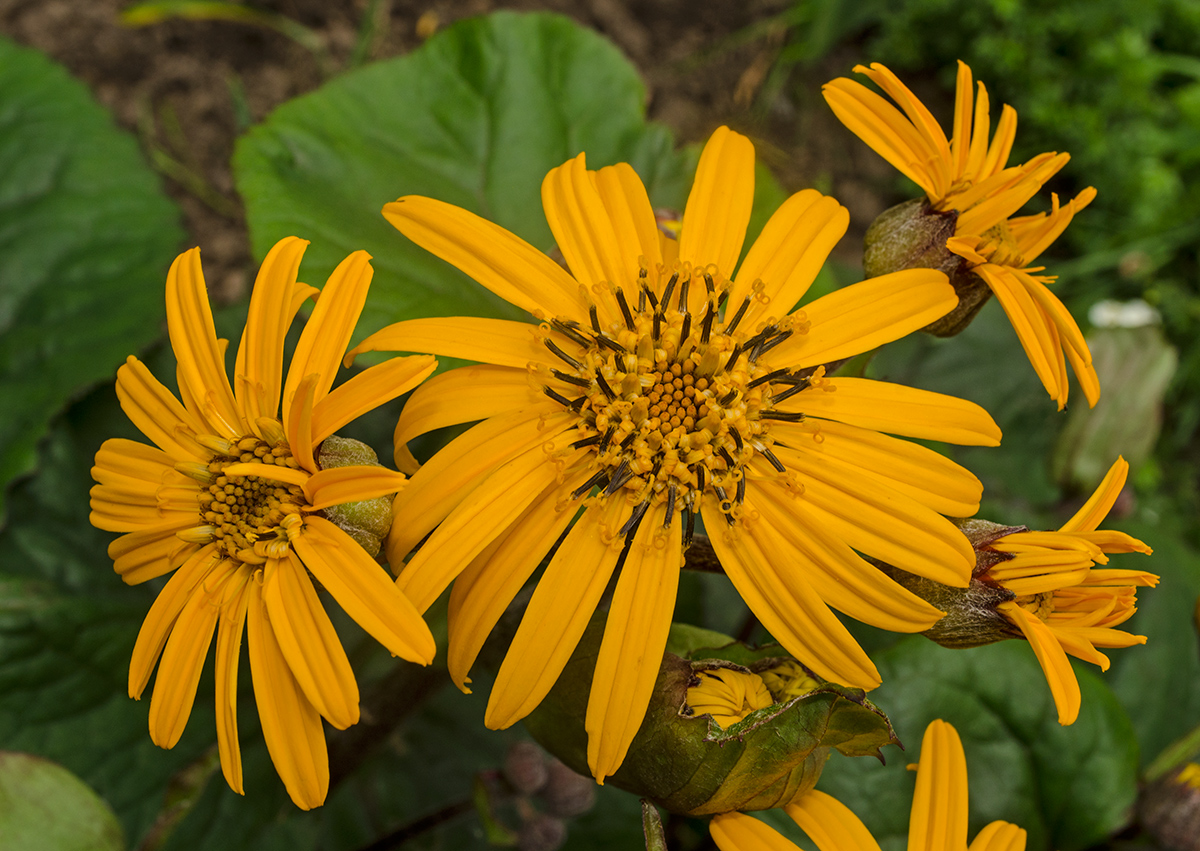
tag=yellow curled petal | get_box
[785,790,883,851]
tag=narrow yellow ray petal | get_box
[164,248,242,437]
[391,364,536,472]
[711,811,807,851]
[94,438,176,483]
[786,790,883,851]
[215,568,251,796]
[284,373,319,474]
[968,821,1027,851]
[386,407,568,563]
[778,377,1001,446]
[1012,187,1096,264]
[956,153,1068,236]
[246,584,329,810]
[1064,335,1101,408]
[731,191,848,328]
[962,80,992,182]
[703,503,880,689]
[234,237,307,427]
[397,437,583,614]
[771,270,955,368]
[999,602,1080,724]
[311,355,436,446]
[346,316,548,369]
[973,264,1065,407]
[293,516,435,664]
[543,153,634,296]
[950,62,974,178]
[750,481,944,632]
[854,63,952,176]
[220,462,309,488]
[678,126,755,280]
[1074,531,1152,555]
[88,494,194,534]
[303,466,409,511]
[128,545,220,698]
[980,105,1018,178]
[595,161,662,274]
[485,496,628,729]
[284,251,372,417]
[908,719,970,851]
[148,560,232,748]
[770,418,982,517]
[109,523,195,584]
[261,556,359,729]
[446,469,590,691]
[384,196,584,318]
[1012,269,1091,364]
[587,501,682,782]
[115,357,207,460]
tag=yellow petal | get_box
[785,790,883,851]
[999,602,1080,724]
[1010,187,1096,264]
[968,821,1027,851]
[109,523,194,584]
[261,556,359,729]
[1074,530,1152,555]
[93,438,176,484]
[128,545,220,699]
[164,248,242,438]
[729,190,848,327]
[908,719,970,851]
[383,195,585,318]
[346,316,547,369]
[711,811,805,851]
[246,583,328,810]
[678,126,755,280]
[595,161,662,275]
[586,501,682,782]
[284,373,319,474]
[311,354,437,446]
[980,105,1018,179]
[703,501,880,689]
[386,407,568,566]
[446,468,591,691]
[1060,457,1127,534]
[115,357,207,461]
[392,364,536,472]
[234,237,308,428]
[220,462,309,488]
[956,153,1068,236]
[949,62,974,178]
[962,80,993,184]
[215,567,251,796]
[485,496,628,729]
[304,465,409,511]
[770,418,982,517]
[771,270,956,369]
[780,376,1001,446]
[293,516,435,664]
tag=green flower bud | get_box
[317,435,394,558]
[523,619,898,816]
[863,199,987,337]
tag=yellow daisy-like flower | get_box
[349,126,1001,783]
[686,669,774,729]
[986,457,1156,725]
[824,61,1099,410]
[89,237,438,809]
[710,719,1027,851]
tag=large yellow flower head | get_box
[349,126,1001,783]
[985,457,1156,725]
[710,719,1027,851]
[824,61,1099,410]
[89,237,438,809]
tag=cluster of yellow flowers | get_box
[89,60,1154,844]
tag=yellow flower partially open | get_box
[825,61,1098,410]
[89,238,437,809]
[350,126,1001,783]
[687,669,774,728]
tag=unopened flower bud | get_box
[863,199,987,337]
[504,741,550,795]
[541,759,596,817]
[317,435,395,557]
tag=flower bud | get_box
[504,741,550,795]
[317,435,394,558]
[862,199,987,337]
[523,619,898,816]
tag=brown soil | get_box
[0,0,888,300]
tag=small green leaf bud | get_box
[317,435,394,558]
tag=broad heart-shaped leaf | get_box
[234,10,689,337]
[0,37,183,526]
[809,638,1138,851]
[0,752,125,851]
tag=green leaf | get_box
[0,752,126,851]
[811,638,1138,851]
[234,11,689,338]
[0,37,183,524]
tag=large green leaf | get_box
[0,37,183,524]
[809,639,1138,851]
[0,752,125,851]
[234,11,689,337]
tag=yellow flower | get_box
[349,126,1001,783]
[824,61,1099,410]
[710,720,1027,851]
[986,457,1156,724]
[89,238,438,809]
[687,669,774,729]
[758,660,820,701]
